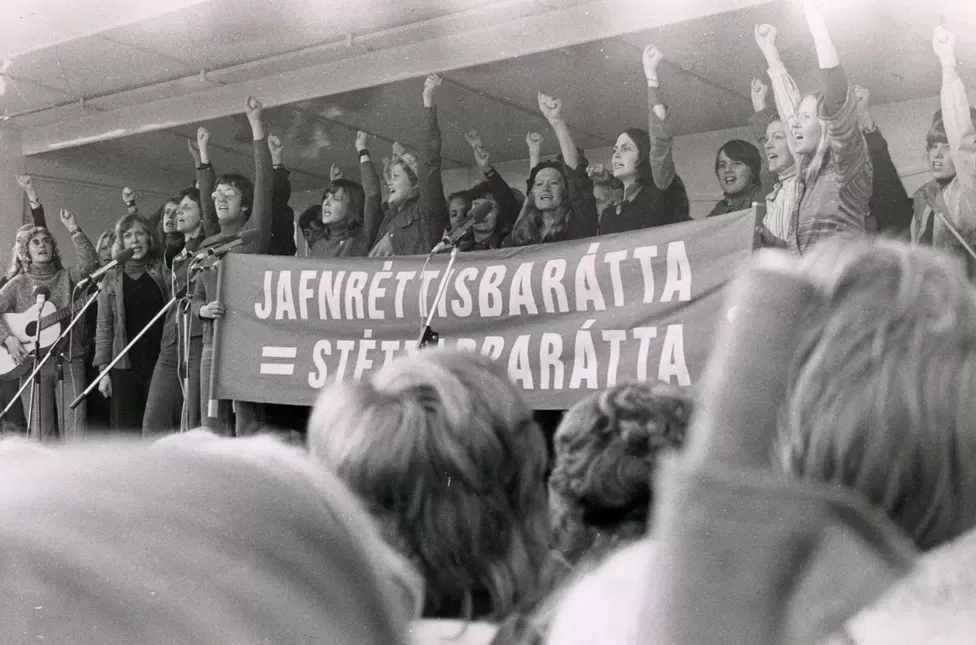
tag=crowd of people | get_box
[0,5,975,641]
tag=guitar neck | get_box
[38,297,89,330]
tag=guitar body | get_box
[0,302,63,381]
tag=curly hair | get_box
[308,348,550,621]
[548,382,691,565]
[112,213,160,261]
[780,238,976,551]
[14,226,62,272]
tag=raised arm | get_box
[60,209,98,283]
[805,2,869,182]
[856,85,913,233]
[642,45,677,191]
[16,175,47,228]
[934,26,976,192]
[526,131,543,174]
[356,130,384,247]
[468,132,521,230]
[755,24,802,158]
[538,93,580,170]
[122,187,138,216]
[195,127,219,238]
[268,135,297,256]
[245,96,273,254]
[418,75,450,249]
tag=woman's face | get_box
[471,196,499,236]
[122,224,151,261]
[97,238,113,265]
[177,196,202,235]
[213,183,246,222]
[716,150,754,196]
[161,201,179,234]
[611,133,640,181]
[322,187,352,225]
[387,163,416,206]
[928,141,957,180]
[532,168,566,212]
[28,232,54,265]
[764,120,795,175]
[448,197,470,230]
[793,95,823,155]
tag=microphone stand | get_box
[27,302,45,441]
[0,285,101,436]
[416,245,460,348]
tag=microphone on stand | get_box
[76,248,136,289]
[189,229,261,274]
[430,200,494,254]
[32,286,50,307]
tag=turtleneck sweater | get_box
[123,255,150,281]
[0,229,99,359]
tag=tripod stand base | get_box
[418,326,439,349]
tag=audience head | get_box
[549,382,690,565]
[298,204,325,245]
[779,239,976,551]
[308,348,550,620]
[321,178,365,228]
[113,213,159,263]
[466,182,504,240]
[176,187,203,237]
[94,229,117,266]
[0,439,410,644]
[448,190,472,232]
[213,173,254,224]
[764,118,795,176]
[715,140,762,196]
[388,154,420,207]
[160,197,180,235]
[926,119,956,181]
[611,128,654,188]
[16,226,61,271]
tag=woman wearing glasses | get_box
[190,96,273,436]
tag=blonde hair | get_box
[112,213,159,261]
[798,93,832,187]
[94,229,117,263]
[779,239,976,550]
[308,348,550,620]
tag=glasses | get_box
[212,188,239,201]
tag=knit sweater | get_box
[0,229,99,360]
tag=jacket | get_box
[94,261,169,370]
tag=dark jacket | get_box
[94,261,169,370]
[863,127,912,234]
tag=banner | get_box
[213,209,756,409]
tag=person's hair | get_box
[779,238,976,551]
[14,226,62,272]
[508,161,572,246]
[392,159,419,188]
[215,173,254,217]
[0,440,410,644]
[619,128,656,188]
[7,224,34,278]
[113,213,160,261]
[715,139,763,190]
[447,190,472,220]
[179,186,202,207]
[549,382,691,565]
[322,178,366,227]
[298,204,322,234]
[465,181,514,238]
[94,229,117,262]
[797,92,832,186]
[308,348,550,620]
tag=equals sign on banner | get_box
[260,346,297,375]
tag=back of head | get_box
[549,382,690,564]
[779,238,976,551]
[0,440,408,645]
[308,348,549,620]
[299,204,323,233]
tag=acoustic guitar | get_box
[0,299,87,380]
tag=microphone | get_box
[189,229,261,273]
[431,200,493,253]
[33,286,50,307]
[76,248,136,289]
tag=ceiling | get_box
[4,0,976,194]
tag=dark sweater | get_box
[122,272,165,367]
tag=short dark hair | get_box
[715,139,763,188]
[322,179,365,224]
[216,173,254,216]
[298,205,322,233]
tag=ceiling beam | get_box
[20,0,776,156]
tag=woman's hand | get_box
[642,44,665,82]
[197,126,211,164]
[245,96,265,140]
[355,130,370,153]
[933,25,957,68]
[751,78,769,113]
[473,146,490,171]
[754,24,779,58]
[268,134,284,165]
[98,374,112,399]
[16,174,38,203]
[199,301,226,319]
[526,131,543,151]
[330,164,344,182]
[59,209,79,234]
[465,129,483,150]
[187,139,202,166]
[369,233,394,257]
[3,336,26,365]
[538,93,564,124]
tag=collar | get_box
[26,262,58,278]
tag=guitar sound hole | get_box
[25,322,36,337]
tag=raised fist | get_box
[538,93,564,123]
[642,44,665,79]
